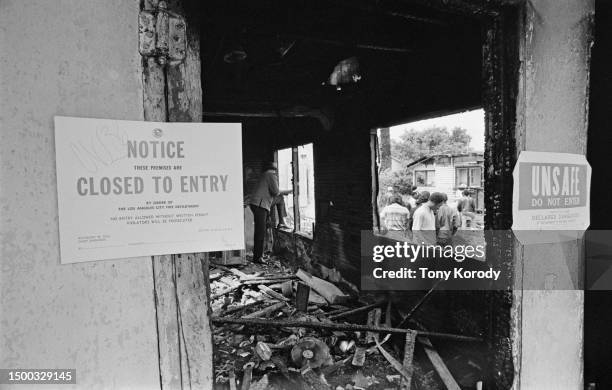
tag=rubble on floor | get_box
[210,256,485,390]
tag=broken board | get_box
[296,269,349,305]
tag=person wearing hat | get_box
[248,162,280,263]
[412,192,445,244]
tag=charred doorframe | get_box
[398,1,521,388]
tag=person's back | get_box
[413,203,435,231]
[381,197,410,231]
[412,203,436,244]
[457,190,476,228]
[249,169,280,210]
[436,203,455,243]
[457,193,476,213]
[248,164,280,263]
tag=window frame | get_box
[455,166,483,189]
[274,143,316,238]
[414,169,435,187]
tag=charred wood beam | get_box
[204,106,334,130]
[327,300,386,320]
[406,0,501,18]
[211,317,483,342]
[396,278,444,328]
[282,33,413,53]
[330,0,448,26]
[211,284,243,300]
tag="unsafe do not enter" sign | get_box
[512,151,591,244]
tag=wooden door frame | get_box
[141,0,214,389]
[139,0,523,388]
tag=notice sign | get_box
[54,116,244,263]
[512,151,591,242]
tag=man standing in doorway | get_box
[249,162,280,263]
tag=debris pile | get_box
[210,257,485,390]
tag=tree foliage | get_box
[391,126,473,163]
[378,169,413,194]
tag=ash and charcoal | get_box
[210,256,486,390]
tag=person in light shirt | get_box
[380,195,411,232]
[412,192,445,245]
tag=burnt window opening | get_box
[275,143,316,237]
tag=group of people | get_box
[248,162,478,262]
[379,186,477,245]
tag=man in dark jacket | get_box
[249,162,280,263]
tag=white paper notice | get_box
[512,151,591,243]
[54,116,244,263]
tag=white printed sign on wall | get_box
[512,151,591,244]
[54,116,244,263]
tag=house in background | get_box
[406,152,484,211]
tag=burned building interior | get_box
[187,0,519,389]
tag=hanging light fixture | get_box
[327,56,362,88]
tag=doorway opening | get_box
[192,1,520,388]
[374,109,486,234]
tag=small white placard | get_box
[512,151,591,244]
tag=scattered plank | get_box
[241,275,297,281]
[352,347,366,366]
[419,337,461,390]
[213,264,249,279]
[324,306,351,316]
[219,299,266,316]
[211,317,483,342]
[211,284,243,300]
[244,302,286,319]
[258,284,290,302]
[400,330,417,390]
[296,269,349,305]
[328,301,384,321]
[375,336,412,382]
[296,282,310,312]
[229,369,237,390]
[309,290,328,306]
[241,362,254,390]
[385,299,392,327]
[397,278,443,328]
[366,308,382,343]
[242,278,294,285]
